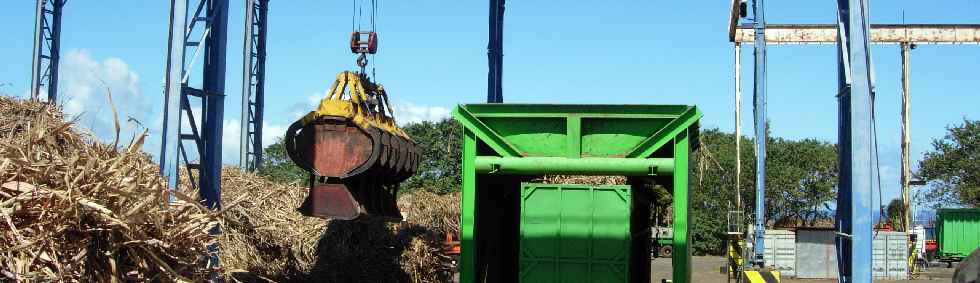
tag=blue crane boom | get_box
[751,0,768,268]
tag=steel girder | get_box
[835,0,875,282]
[751,0,768,268]
[160,0,230,210]
[240,0,270,172]
[486,0,504,103]
[30,0,66,103]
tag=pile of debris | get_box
[221,180,461,283]
[218,168,324,281]
[0,96,463,282]
[0,96,214,281]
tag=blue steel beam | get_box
[487,0,504,103]
[160,0,187,202]
[160,0,229,209]
[240,0,269,171]
[751,0,768,268]
[835,0,875,282]
[161,0,228,276]
[200,0,229,211]
[30,0,66,103]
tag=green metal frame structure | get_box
[454,103,702,283]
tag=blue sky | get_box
[1,1,978,211]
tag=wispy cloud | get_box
[58,49,155,146]
[392,102,450,125]
[285,93,324,119]
[220,118,287,166]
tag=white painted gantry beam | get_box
[731,24,980,45]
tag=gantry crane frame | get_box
[729,0,980,281]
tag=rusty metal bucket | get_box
[285,115,417,220]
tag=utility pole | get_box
[900,42,911,233]
[735,42,742,210]
[30,0,66,103]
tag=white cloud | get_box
[220,119,287,166]
[286,93,324,119]
[392,102,451,125]
[263,122,286,146]
[58,49,154,147]
[222,119,242,165]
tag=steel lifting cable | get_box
[871,87,886,235]
[352,0,376,33]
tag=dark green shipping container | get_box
[936,208,980,260]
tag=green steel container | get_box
[520,183,632,283]
[453,103,701,283]
[936,208,980,260]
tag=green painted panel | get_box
[453,104,702,158]
[937,208,980,258]
[581,118,669,157]
[520,183,631,283]
[482,117,566,156]
[462,103,692,116]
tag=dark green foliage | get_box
[400,118,462,194]
[258,137,308,185]
[885,198,903,227]
[917,119,980,208]
[689,128,838,255]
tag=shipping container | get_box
[746,229,796,277]
[796,229,838,279]
[785,229,908,280]
[936,208,980,261]
[872,231,909,280]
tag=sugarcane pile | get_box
[219,168,325,282]
[0,96,463,282]
[541,175,629,185]
[221,182,462,283]
[396,191,461,283]
[0,96,214,281]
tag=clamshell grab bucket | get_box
[285,71,419,220]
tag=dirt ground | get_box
[650,256,955,283]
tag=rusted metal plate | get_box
[298,183,364,220]
[301,119,375,177]
[286,115,420,221]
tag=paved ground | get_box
[650,256,955,283]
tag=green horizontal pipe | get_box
[474,156,674,176]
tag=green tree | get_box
[917,119,980,207]
[401,118,462,194]
[885,198,903,227]
[257,137,307,185]
[766,137,838,226]
[689,128,838,255]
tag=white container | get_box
[747,229,797,277]
[873,231,909,279]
